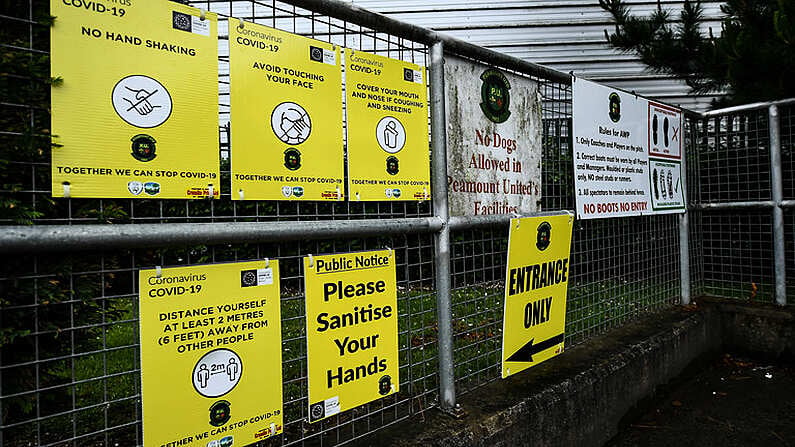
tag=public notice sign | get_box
[50,0,219,199]
[345,51,431,201]
[501,213,573,378]
[303,250,399,423]
[572,78,685,219]
[229,23,344,201]
[444,56,543,216]
[139,261,283,447]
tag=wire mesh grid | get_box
[693,110,771,204]
[780,104,794,299]
[0,234,439,447]
[449,80,681,393]
[0,0,433,225]
[781,104,795,200]
[450,215,682,393]
[687,108,782,302]
[1,0,441,445]
[694,210,775,301]
[0,0,707,444]
[684,115,705,298]
[786,209,795,299]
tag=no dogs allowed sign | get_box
[303,250,399,422]
[139,261,283,446]
[501,213,573,378]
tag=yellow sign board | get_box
[229,23,344,201]
[501,213,573,378]
[50,0,219,199]
[345,51,431,201]
[303,250,399,422]
[139,261,283,446]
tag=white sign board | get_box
[444,56,543,216]
[572,78,685,219]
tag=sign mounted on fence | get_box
[445,57,543,216]
[345,51,431,201]
[502,213,573,378]
[139,261,283,446]
[572,78,685,219]
[229,22,345,201]
[50,0,219,199]
[303,250,399,422]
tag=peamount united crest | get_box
[480,68,511,123]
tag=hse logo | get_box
[205,435,233,447]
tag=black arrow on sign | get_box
[506,333,565,363]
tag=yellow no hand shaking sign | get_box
[51,0,219,199]
[304,250,399,423]
[229,23,344,201]
[139,261,283,447]
[502,213,573,378]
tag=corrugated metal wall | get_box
[349,0,727,111]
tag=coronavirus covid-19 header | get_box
[49,0,430,201]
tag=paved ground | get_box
[607,354,795,447]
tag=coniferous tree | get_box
[599,0,795,106]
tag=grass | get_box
[5,274,751,446]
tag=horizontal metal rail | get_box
[700,97,795,117]
[692,201,777,210]
[447,210,573,231]
[0,218,444,253]
[0,211,594,254]
[693,200,795,209]
[287,0,571,84]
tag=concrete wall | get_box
[363,299,795,446]
[702,297,795,361]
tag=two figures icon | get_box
[196,358,240,388]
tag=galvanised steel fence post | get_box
[769,105,787,305]
[429,40,457,412]
[679,134,691,305]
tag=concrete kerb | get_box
[357,297,795,447]
[365,307,722,447]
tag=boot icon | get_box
[652,114,658,146]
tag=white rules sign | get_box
[444,57,543,217]
[572,77,685,219]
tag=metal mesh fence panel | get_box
[693,110,771,204]
[1,0,442,445]
[0,0,434,225]
[0,236,439,447]
[688,105,788,303]
[1,0,692,445]
[781,104,795,200]
[786,210,795,299]
[684,115,705,298]
[450,80,681,393]
[695,210,776,301]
